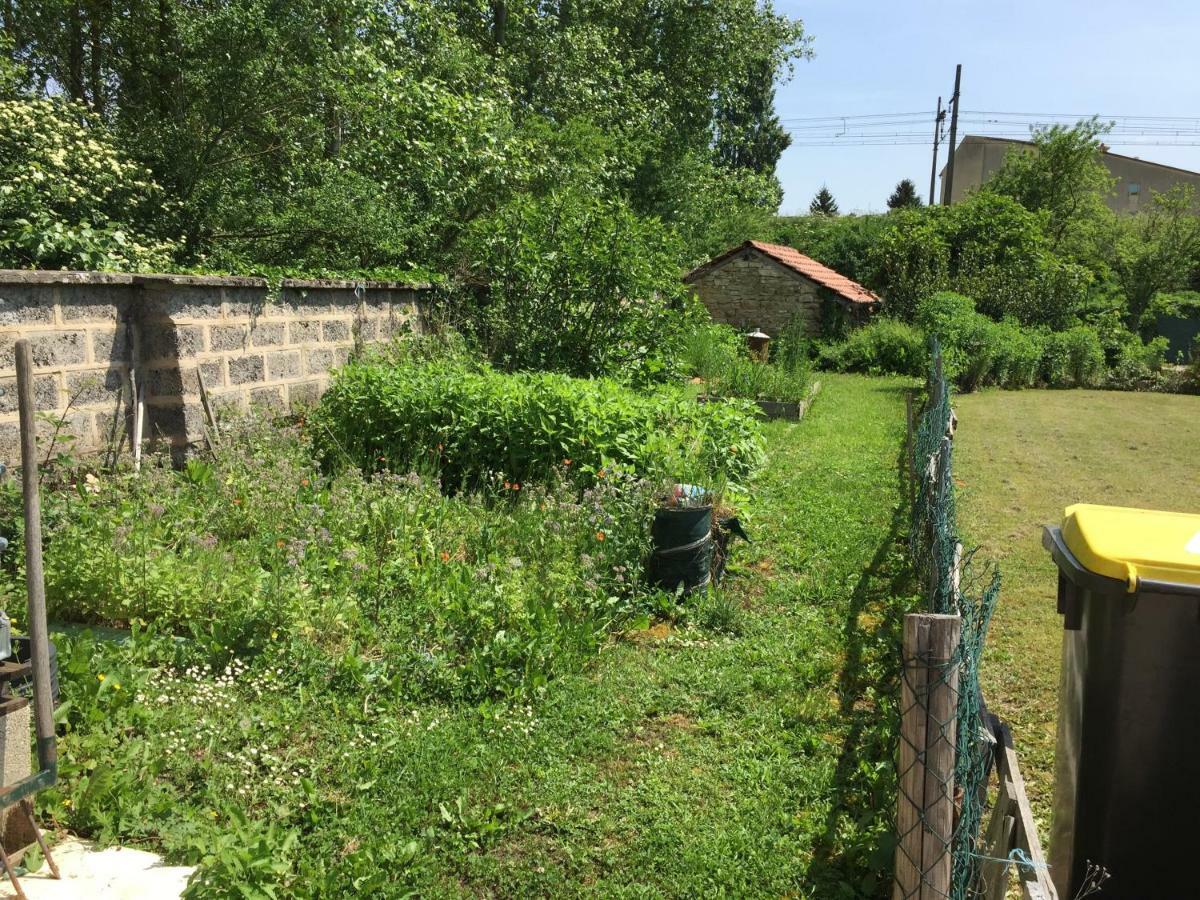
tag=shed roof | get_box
[684,240,881,306]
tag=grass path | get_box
[953,388,1200,837]
[410,375,914,897]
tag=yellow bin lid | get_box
[1061,503,1200,593]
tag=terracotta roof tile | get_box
[685,240,881,307]
[746,240,880,305]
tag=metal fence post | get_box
[894,612,962,900]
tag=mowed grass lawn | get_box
[953,388,1200,837]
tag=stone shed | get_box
[684,240,880,338]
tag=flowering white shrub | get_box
[0,98,178,270]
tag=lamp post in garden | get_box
[746,328,770,362]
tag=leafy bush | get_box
[681,322,810,402]
[453,189,692,383]
[311,352,766,489]
[1148,290,1200,320]
[0,98,177,270]
[989,321,1046,389]
[818,320,927,376]
[869,195,1091,326]
[1041,326,1106,387]
[0,417,659,702]
[1104,334,1169,390]
[681,323,744,383]
[916,292,1106,390]
[915,292,997,391]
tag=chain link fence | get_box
[897,339,1001,900]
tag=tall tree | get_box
[5,0,813,270]
[887,178,922,210]
[809,185,838,216]
[713,57,793,176]
[986,118,1115,248]
[1109,185,1200,328]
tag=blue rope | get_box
[969,847,1050,871]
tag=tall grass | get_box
[682,322,811,403]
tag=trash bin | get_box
[649,486,713,594]
[1043,504,1200,900]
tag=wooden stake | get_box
[131,369,144,472]
[14,341,57,779]
[894,613,961,900]
[197,366,221,449]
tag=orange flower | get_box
[276,539,286,549]
[232,498,242,505]
[301,478,310,487]
[440,551,450,562]
[597,469,606,480]
[562,458,572,467]
[595,530,606,542]
[512,482,521,491]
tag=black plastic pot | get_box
[651,505,712,547]
[649,505,713,594]
[12,636,60,705]
[650,533,714,594]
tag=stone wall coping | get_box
[0,269,134,285]
[0,270,432,291]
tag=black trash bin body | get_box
[649,503,713,594]
[1044,504,1200,900]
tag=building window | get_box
[1127,182,1140,211]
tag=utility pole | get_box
[943,64,962,205]
[929,96,945,205]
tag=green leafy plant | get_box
[818,320,928,376]
[452,189,693,383]
[0,98,177,270]
[681,322,811,402]
[310,350,766,488]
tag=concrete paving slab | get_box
[0,837,194,899]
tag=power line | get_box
[781,109,1200,125]
[783,139,1200,148]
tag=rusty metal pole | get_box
[15,341,57,778]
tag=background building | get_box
[940,135,1200,211]
[684,240,879,338]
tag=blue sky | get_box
[772,0,1200,215]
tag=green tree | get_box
[869,193,1090,326]
[1109,185,1200,328]
[986,118,1115,249]
[887,179,922,210]
[455,188,691,381]
[713,58,793,176]
[809,186,839,216]
[4,0,812,275]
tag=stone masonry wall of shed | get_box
[687,254,825,337]
[0,271,430,461]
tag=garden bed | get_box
[0,372,913,897]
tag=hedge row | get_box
[311,356,766,488]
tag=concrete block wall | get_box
[0,271,430,460]
[688,254,825,337]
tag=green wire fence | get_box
[897,339,1001,900]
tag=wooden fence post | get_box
[894,613,962,900]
